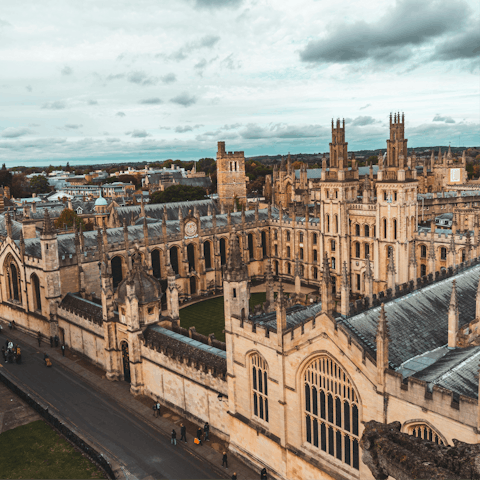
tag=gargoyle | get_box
[360,420,480,480]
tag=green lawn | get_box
[180,292,267,342]
[0,420,105,479]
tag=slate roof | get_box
[413,346,480,400]
[114,199,217,224]
[251,302,324,331]
[0,215,23,240]
[22,208,271,258]
[143,325,227,375]
[338,263,480,370]
[59,293,103,326]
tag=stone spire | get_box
[428,234,436,274]
[430,150,435,169]
[140,196,145,218]
[476,275,480,320]
[376,303,390,387]
[294,254,301,296]
[5,211,12,238]
[448,280,459,348]
[365,255,373,303]
[265,257,275,310]
[340,261,349,317]
[321,252,333,314]
[42,209,54,235]
[123,219,129,251]
[224,229,248,282]
[19,230,25,258]
[276,280,287,347]
[387,251,396,291]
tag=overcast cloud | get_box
[0,0,478,164]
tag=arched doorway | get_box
[190,276,196,295]
[151,249,161,279]
[121,341,130,383]
[111,256,123,288]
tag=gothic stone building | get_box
[1,114,480,479]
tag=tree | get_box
[150,185,207,204]
[29,175,51,195]
[0,168,12,188]
[11,173,30,198]
[367,155,378,164]
[54,209,85,230]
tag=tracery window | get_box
[286,231,291,241]
[364,225,370,237]
[251,354,269,422]
[407,424,445,445]
[304,357,359,469]
[5,257,21,302]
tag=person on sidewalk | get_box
[16,346,21,364]
[8,322,12,330]
[196,427,203,445]
[231,473,237,480]
[61,344,65,356]
[1,346,6,362]
[222,451,228,469]
[11,320,15,330]
[180,423,187,443]
[260,467,268,479]
[37,331,41,347]
[204,422,210,441]
[171,429,177,445]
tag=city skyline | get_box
[0,0,479,165]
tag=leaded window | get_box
[304,357,359,469]
[251,354,268,423]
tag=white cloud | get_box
[0,127,33,138]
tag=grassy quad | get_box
[0,420,105,479]
[179,292,267,342]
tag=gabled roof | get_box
[338,263,480,370]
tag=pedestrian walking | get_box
[5,339,9,349]
[204,422,210,441]
[1,346,6,362]
[171,429,177,445]
[0,324,3,335]
[196,427,203,445]
[260,467,268,479]
[8,341,13,351]
[11,320,15,330]
[231,473,237,480]
[37,331,41,347]
[180,423,187,443]
[8,321,12,330]
[61,344,65,356]
[222,451,228,469]
[54,335,59,347]
[15,346,21,364]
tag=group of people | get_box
[1,339,21,364]
[170,421,211,446]
[167,418,268,479]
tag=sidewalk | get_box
[0,324,258,480]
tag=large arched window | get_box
[204,241,212,269]
[364,225,370,237]
[261,231,267,258]
[248,233,254,260]
[420,264,427,276]
[303,356,360,470]
[407,423,446,445]
[220,238,227,266]
[250,353,268,422]
[170,246,179,275]
[111,256,123,288]
[6,259,20,302]
[187,243,195,272]
[151,249,161,279]
[31,273,41,311]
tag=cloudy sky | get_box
[0,0,479,166]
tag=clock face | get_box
[185,221,197,237]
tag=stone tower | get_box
[223,230,249,321]
[386,112,408,168]
[216,141,247,208]
[329,118,348,169]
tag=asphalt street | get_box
[0,334,223,480]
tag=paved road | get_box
[0,336,222,480]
